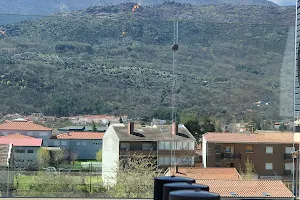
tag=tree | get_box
[53,149,67,168]
[244,156,255,180]
[180,112,201,141]
[37,148,50,169]
[107,153,163,198]
[279,123,287,132]
[200,116,216,134]
[70,150,78,165]
[96,149,102,162]
[92,121,97,131]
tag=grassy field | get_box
[15,172,103,190]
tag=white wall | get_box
[202,135,207,168]
[102,124,120,187]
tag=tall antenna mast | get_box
[171,21,179,123]
[170,21,179,174]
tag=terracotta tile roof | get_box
[0,120,52,131]
[170,167,241,180]
[204,132,293,144]
[0,144,11,166]
[56,132,104,140]
[196,179,294,198]
[0,133,42,147]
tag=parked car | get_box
[42,166,57,172]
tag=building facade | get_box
[0,119,52,146]
[202,132,298,180]
[0,133,42,169]
[102,122,196,186]
[48,131,104,160]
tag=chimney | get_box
[172,121,178,136]
[128,121,134,135]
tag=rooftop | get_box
[0,133,42,146]
[203,131,293,144]
[0,144,11,167]
[58,126,107,132]
[169,167,242,180]
[0,119,52,131]
[196,179,294,198]
[56,132,105,140]
[112,123,196,141]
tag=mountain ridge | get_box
[0,3,295,122]
[0,0,278,15]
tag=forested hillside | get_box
[0,0,277,15]
[0,2,295,122]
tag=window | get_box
[266,146,273,154]
[54,140,60,146]
[120,143,130,150]
[76,142,80,146]
[27,150,34,153]
[61,141,68,146]
[285,147,294,153]
[142,143,152,150]
[225,145,234,153]
[39,132,48,137]
[246,145,253,153]
[159,141,165,150]
[215,145,221,153]
[176,142,182,150]
[189,142,195,150]
[165,141,171,150]
[165,157,170,165]
[285,163,292,170]
[82,141,87,146]
[182,142,189,150]
[265,163,273,170]
[15,149,25,153]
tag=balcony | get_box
[284,170,292,175]
[284,153,292,160]
[119,149,157,156]
[221,152,241,159]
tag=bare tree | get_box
[244,156,255,180]
[37,148,50,169]
[70,150,78,165]
[53,149,67,169]
[107,153,163,198]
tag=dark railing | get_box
[284,170,292,175]
[284,153,292,160]
[221,152,241,159]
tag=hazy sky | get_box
[268,0,295,5]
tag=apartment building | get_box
[0,133,42,169]
[202,132,297,179]
[0,118,52,146]
[48,131,104,160]
[102,122,196,186]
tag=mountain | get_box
[0,0,277,15]
[0,3,295,122]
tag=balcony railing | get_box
[284,153,292,160]
[284,170,292,175]
[221,152,241,159]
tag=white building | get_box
[102,122,196,186]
